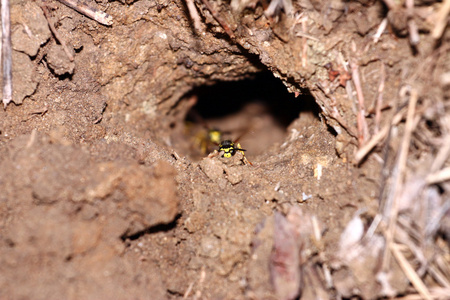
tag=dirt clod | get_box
[46,44,75,76]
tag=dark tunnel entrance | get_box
[173,71,320,160]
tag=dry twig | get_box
[1,0,12,109]
[351,61,370,146]
[41,4,74,62]
[375,63,386,134]
[396,288,450,300]
[427,261,450,289]
[185,0,204,34]
[373,18,388,43]
[56,0,113,26]
[432,0,450,40]
[354,108,404,164]
[382,88,419,275]
[390,243,432,300]
[265,0,293,18]
[184,266,205,299]
[406,0,419,46]
[426,167,450,184]
[301,19,307,67]
[295,32,318,41]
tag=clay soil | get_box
[1,0,449,299]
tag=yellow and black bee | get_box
[218,139,252,165]
[207,128,222,146]
[196,128,223,154]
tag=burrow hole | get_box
[171,71,320,161]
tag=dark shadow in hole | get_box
[186,71,319,129]
[121,214,181,241]
[179,71,322,159]
[326,124,338,137]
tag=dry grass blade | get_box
[432,0,450,40]
[389,88,418,207]
[373,18,388,43]
[295,32,319,41]
[1,0,12,109]
[382,88,418,271]
[351,61,370,146]
[395,288,450,300]
[426,167,450,184]
[406,0,419,45]
[390,243,432,300]
[57,0,113,26]
[264,0,293,18]
[41,5,74,62]
[435,256,450,286]
[428,263,450,289]
[354,108,404,164]
[374,63,386,133]
[185,0,204,34]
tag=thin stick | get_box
[200,0,235,38]
[390,243,432,300]
[183,281,195,299]
[295,32,319,41]
[406,0,419,46]
[408,19,420,46]
[373,18,388,43]
[432,0,450,40]
[1,0,12,109]
[426,167,450,184]
[301,19,307,67]
[383,89,418,270]
[351,61,370,146]
[185,0,204,34]
[41,5,74,62]
[393,89,418,191]
[57,0,113,26]
[396,289,450,300]
[374,63,386,133]
[395,288,450,300]
[428,263,450,289]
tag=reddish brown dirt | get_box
[1,0,449,299]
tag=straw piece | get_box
[432,0,450,40]
[2,0,12,108]
[57,0,113,26]
[426,167,450,184]
[390,243,432,300]
[354,109,403,164]
[185,0,204,34]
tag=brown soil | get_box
[1,0,449,299]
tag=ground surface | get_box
[1,0,449,299]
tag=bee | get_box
[207,128,223,145]
[196,128,223,154]
[218,139,252,165]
